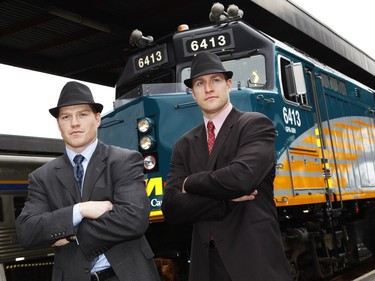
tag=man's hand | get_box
[79,201,113,219]
[52,238,70,247]
[231,189,258,202]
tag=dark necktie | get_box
[207,121,215,155]
[73,154,85,192]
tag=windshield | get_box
[181,54,266,88]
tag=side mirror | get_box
[285,62,307,97]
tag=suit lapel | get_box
[81,141,107,201]
[55,155,81,200]
[193,125,210,168]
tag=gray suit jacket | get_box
[16,140,160,281]
[162,107,292,281]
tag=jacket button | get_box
[84,268,90,274]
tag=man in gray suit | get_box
[16,81,160,281]
[162,52,292,281]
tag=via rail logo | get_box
[145,177,164,219]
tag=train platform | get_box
[354,270,375,281]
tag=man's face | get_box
[57,104,101,153]
[191,73,232,119]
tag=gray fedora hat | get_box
[49,81,103,118]
[184,52,233,88]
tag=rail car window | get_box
[0,198,3,221]
[321,73,347,95]
[321,73,330,88]
[181,55,266,88]
[338,80,347,95]
[13,196,26,219]
[330,77,339,92]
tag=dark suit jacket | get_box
[16,140,160,281]
[162,107,292,281]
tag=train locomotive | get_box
[97,3,375,281]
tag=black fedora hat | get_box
[49,81,103,118]
[184,52,233,88]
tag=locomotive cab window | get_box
[246,55,266,87]
[181,55,266,89]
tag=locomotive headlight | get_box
[139,135,155,150]
[143,155,156,170]
[136,116,157,172]
[137,117,153,133]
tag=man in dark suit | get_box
[16,81,160,281]
[161,52,292,281]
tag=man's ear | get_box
[96,112,101,127]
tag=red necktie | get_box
[207,121,215,155]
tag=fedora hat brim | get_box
[183,52,233,88]
[49,102,103,118]
[184,70,233,88]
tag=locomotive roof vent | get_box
[209,2,243,23]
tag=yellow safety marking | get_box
[303,135,317,145]
[6,262,54,269]
[323,150,359,161]
[305,126,370,148]
[274,175,325,189]
[274,175,347,190]
[326,177,332,188]
[352,119,375,129]
[304,133,365,148]
[334,123,362,131]
[326,128,369,142]
[274,190,375,207]
[312,128,365,151]
[314,128,321,147]
[150,210,164,222]
[327,128,345,138]
[316,139,321,148]
[329,139,364,151]
[274,194,327,206]
[299,147,359,162]
[274,172,292,188]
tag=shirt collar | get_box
[66,139,98,167]
[204,103,233,135]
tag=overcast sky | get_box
[1,0,374,139]
[292,0,375,59]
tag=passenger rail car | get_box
[98,4,375,280]
[0,134,64,280]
